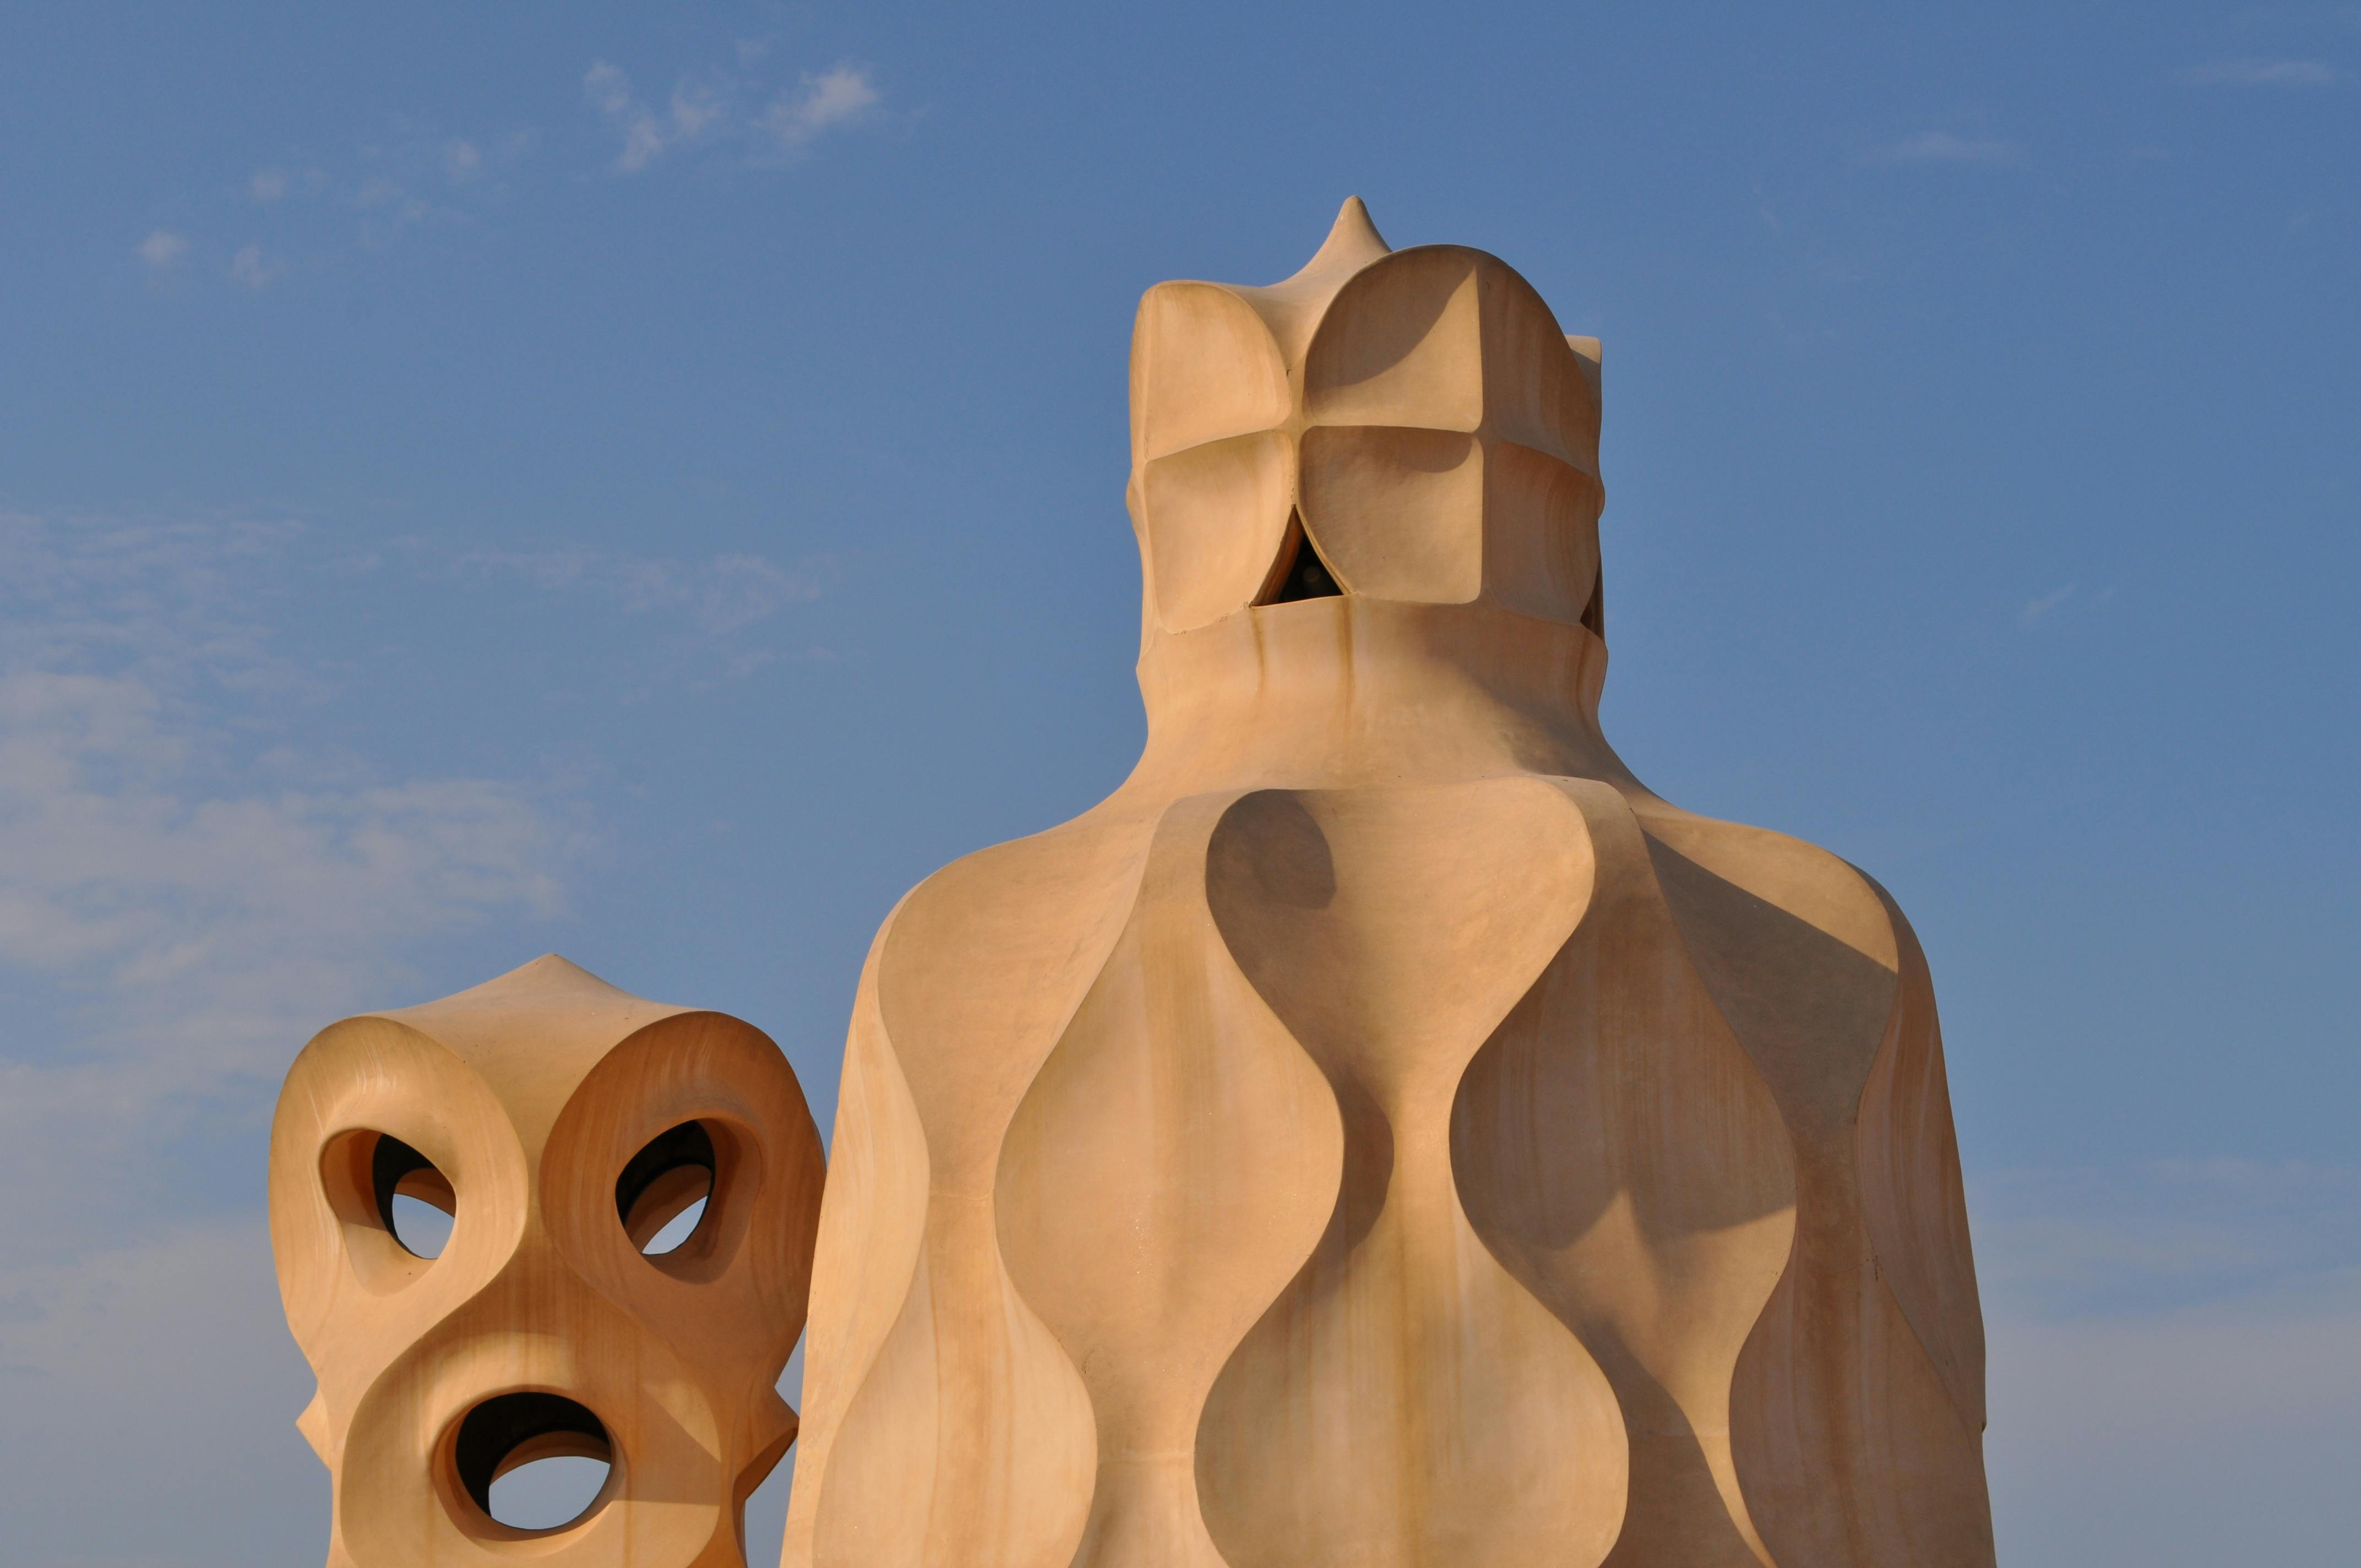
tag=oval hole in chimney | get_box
[616,1120,717,1257]
[454,1392,614,1533]
[370,1134,455,1259]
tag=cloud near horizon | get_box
[1975,1159,2361,1557]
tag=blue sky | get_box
[1,3,2355,1562]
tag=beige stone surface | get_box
[269,955,825,1566]
[784,200,1995,1567]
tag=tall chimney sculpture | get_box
[784,201,1995,1567]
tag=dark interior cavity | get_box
[453,1392,611,1519]
[1263,509,1342,604]
[369,1134,436,1229]
[368,1134,455,1257]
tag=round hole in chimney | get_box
[454,1392,614,1533]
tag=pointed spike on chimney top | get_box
[1331,195,1389,253]
[1305,195,1390,274]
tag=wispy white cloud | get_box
[346,127,532,244]
[146,47,872,295]
[2182,58,2341,87]
[2017,582,2115,628]
[0,512,577,1262]
[0,518,824,1124]
[758,65,882,152]
[585,55,880,172]
[668,78,732,143]
[213,130,532,270]
[138,229,189,270]
[249,165,328,205]
[355,173,436,236]
[584,61,703,173]
[1873,130,2023,165]
[2020,584,2075,625]
[228,242,284,290]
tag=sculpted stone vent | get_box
[270,955,825,1567]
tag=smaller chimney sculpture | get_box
[268,955,824,1567]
